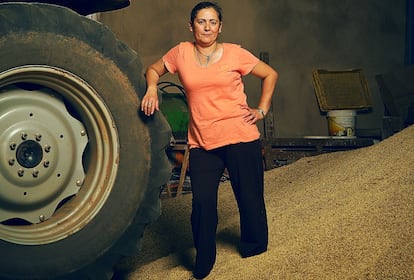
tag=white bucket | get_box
[327,110,357,137]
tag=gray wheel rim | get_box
[0,65,119,245]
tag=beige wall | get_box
[100,0,406,137]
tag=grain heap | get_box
[118,125,414,280]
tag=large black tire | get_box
[0,3,171,279]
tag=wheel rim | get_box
[0,65,119,245]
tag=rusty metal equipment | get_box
[262,137,376,170]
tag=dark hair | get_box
[190,2,222,24]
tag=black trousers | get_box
[189,139,268,275]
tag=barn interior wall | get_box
[100,0,406,137]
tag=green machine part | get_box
[158,82,189,140]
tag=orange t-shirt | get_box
[163,42,260,150]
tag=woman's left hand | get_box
[241,105,263,125]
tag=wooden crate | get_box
[312,69,373,112]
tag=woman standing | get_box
[141,2,278,279]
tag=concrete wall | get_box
[100,0,406,137]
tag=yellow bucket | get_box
[327,110,356,137]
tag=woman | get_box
[141,2,278,279]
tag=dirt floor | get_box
[114,125,414,280]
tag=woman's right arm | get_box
[141,58,168,116]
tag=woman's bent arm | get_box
[141,58,168,115]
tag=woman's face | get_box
[190,7,222,46]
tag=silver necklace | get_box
[195,43,218,67]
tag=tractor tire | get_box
[0,3,171,280]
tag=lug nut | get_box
[43,160,50,168]
[8,158,15,166]
[35,134,42,141]
[21,132,28,140]
[44,145,51,153]
[76,180,83,186]
[32,169,39,178]
[10,143,16,150]
[39,215,45,222]
[18,169,24,177]
[81,130,87,136]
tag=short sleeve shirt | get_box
[163,42,260,150]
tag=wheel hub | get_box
[0,65,119,246]
[0,88,88,224]
[16,140,43,169]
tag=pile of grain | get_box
[115,125,414,280]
